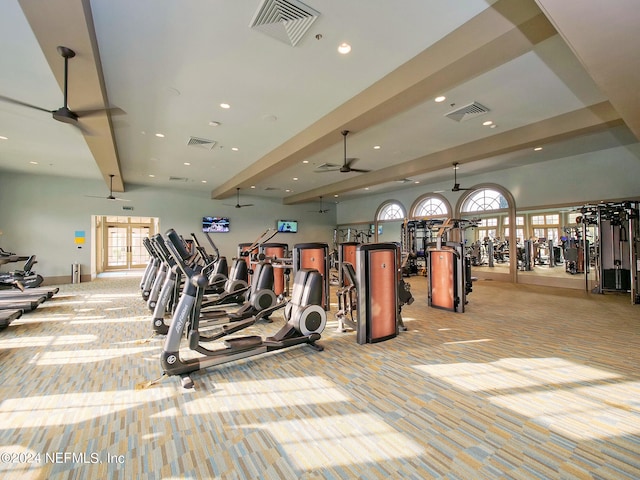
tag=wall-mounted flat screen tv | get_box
[203,216,230,233]
[277,220,298,233]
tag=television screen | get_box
[203,216,230,233]
[277,220,298,233]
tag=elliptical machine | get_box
[160,229,326,388]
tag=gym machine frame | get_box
[426,218,475,313]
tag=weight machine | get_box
[400,219,439,276]
[426,218,476,313]
[335,243,412,343]
[578,202,639,303]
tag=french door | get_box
[103,217,155,270]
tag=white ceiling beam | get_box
[18,0,123,192]
[535,0,640,141]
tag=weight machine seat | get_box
[342,262,357,287]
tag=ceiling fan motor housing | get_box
[53,107,78,124]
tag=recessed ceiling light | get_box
[414,181,420,184]
[184,162,191,166]
[285,189,291,193]
[334,194,339,198]
[208,121,221,127]
[365,187,370,191]
[220,103,230,109]
[201,180,207,183]
[155,133,165,138]
[338,42,351,54]
[149,174,155,178]
[29,161,38,165]
[482,120,493,126]
[293,177,298,181]
[250,185,256,189]
[231,147,239,151]
[0,135,7,140]
[303,160,309,164]
[435,96,446,103]
[490,124,497,129]
[534,147,543,151]
[373,145,381,150]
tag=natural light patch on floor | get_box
[414,358,636,440]
[443,338,492,345]
[0,334,97,349]
[413,357,621,391]
[69,316,147,325]
[490,381,640,440]
[243,413,424,470]
[184,377,351,414]
[89,293,140,299]
[0,446,45,477]
[0,388,176,428]
[30,345,158,365]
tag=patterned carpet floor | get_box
[0,275,639,479]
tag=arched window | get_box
[411,195,449,218]
[461,188,508,213]
[376,200,406,221]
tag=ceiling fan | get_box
[0,46,121,134]
[308,196,330,214]
[225,188,254,208]
[86,174,130,201]
[451,162,473,192]
[314,130,371,173]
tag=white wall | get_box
[0,172,336,281]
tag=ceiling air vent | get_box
[169,176,188,182]
[264,187,280,191]
[250,0,320,47]
[187,136,217,150]
[445,102,490,122]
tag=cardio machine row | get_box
[140,228,329,389]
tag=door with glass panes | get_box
[104,217,152,270]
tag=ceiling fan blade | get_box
[84,194,130,201]
[349,167,371,173]
[75,106,126,118]
[0,95,52,114]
